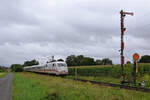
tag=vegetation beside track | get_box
[69,64,150,77]
[13,72,150,100]
[68,63,150,87]
[0,72,8,78]
[67,75,120,84]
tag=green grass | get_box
[12,73,48,100]
[0,72,8,78]
[67,75,121,84]
[12,72,150,100]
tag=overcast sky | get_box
[0,0,150,66]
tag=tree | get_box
[76,55,84,66]
[101,58,113,65]
[23,59,39,67]
[66,55,95,66]
[126,61,131,64]
[66,55,114,66]
[95,59,102,65]
[80,57,95,66]
[66,55,77,66]
[0,66,7,72]
[11,64,23,72]
[139,55,150,63]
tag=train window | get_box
[53,64,55,67]
[58,63,67,67]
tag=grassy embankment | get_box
[68,63,150,87]
[12,72,150,100]
[0,72,8,78]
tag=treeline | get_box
[0,66,8,72]
[66,54,150,66]
[10,55,150,72]
[139,55,150,63]
[66,55,113,66]
[10,59,39,72]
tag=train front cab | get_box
[55,62,68,76]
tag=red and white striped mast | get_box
[120,10,134,83]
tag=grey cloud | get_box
[0,0,150,66]
[0,0,38,27]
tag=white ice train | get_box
[24,61,68,75]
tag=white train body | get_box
[24,61,68,75]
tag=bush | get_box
[139,55,150,63]
[0,67,7,72]
[11,64,23,72]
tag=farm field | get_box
[68,63,150,87]
[12,72,150,100]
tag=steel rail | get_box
[70,78,150,93]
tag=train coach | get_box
[24,61,68,76]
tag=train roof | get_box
[52,61,66,63]
[24,64,44,69]
[24,61,67,69]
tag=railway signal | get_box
[133,53,140,61]
[120,10,134,84]
[133,53,140,85]
[133,53,139,73]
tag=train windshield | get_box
[57,63,67,67]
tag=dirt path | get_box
[0,73,12,100]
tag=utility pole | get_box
[120,10,134,84]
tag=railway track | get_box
[70,78,150,93]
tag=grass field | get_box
[12,72,150,100]
[67,75,121,84]
[0,72,8,78]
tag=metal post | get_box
[133,61,136,85]
[120,10,125,83]
[120,10,133,84]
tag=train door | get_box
[52,63,56,70]
[52,63,58,75]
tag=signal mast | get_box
[120,10,134,83]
